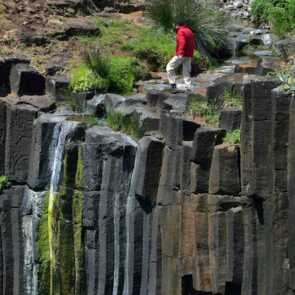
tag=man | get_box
[166,21,195,90]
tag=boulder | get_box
[3,95,55,112]
[10,64,45,96]
[146,89,168,109]
[49,17,101,40]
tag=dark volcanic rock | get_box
[50,17,101,40]
[209,144,241,195]
[272,88,292,192]
[0,102,7,175]
[46,75,70,101]
[134,136,164,207]
[5,104,38,183]
[190,162,210,193]
[219,108,242,131]
[191,127,226,164]
[10,64,45,96]
[3,95,55,112]
[0,186,25,295]
[27,115,65,190]
[0,57,30,97]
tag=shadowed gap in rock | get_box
[181,275,213,295]
[224,282,241,295]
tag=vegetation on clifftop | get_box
[148,0,229,58]
[251,0,295,35]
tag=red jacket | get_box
[176,25,195,57]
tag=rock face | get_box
[0,54,293,295]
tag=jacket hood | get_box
[176,25,188,33]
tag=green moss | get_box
[37,193,50,295]
[73,191,85,295]
[224,129,241,144]
[75,147,84,191]
[0,175,8,192]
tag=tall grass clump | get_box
[251,0,295,36]
[70,49,139,94]
[148,0,229,58]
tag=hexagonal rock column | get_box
[288,95,295,290]
[134,136,165,208]
[0,101,7,175]
[46,75,70,101]
[271,87,292,192]
[209,144,241,195]
[5,104,38,183]
[3,96,55,183]
[0,186,25,295]
[10,63,45,96]
[240,75,280,196]
[191,127,226,193]
[0,56,29,97]
[219,108,242,132]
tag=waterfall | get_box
[47,121,77,295]
[22,189,47,295]
[123,138,138,295]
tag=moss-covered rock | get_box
[37,143,86,295]
[36,193,50,295]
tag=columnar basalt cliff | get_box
[0,55,294,295]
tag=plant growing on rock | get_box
[148,0,229,58]
[106,111,144,140]
[251,0,295,36]
[275,64,295,93]
[0,175,8,192]
[187,99,219,127]
[224,129,241,144]
[222,89,242,108]
[69,63,109,93]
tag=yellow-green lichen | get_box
[46,145,85,295]
[36,193,50,295]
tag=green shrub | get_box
[224,129,241,144]
[251,0,295,35]
[69,64,109,93]
[107,56,136,94]
[268,6,291,36]
[148,0,228,57]
[251,0,272,23]
[72,50,138,94]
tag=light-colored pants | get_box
[166,56,192,86]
